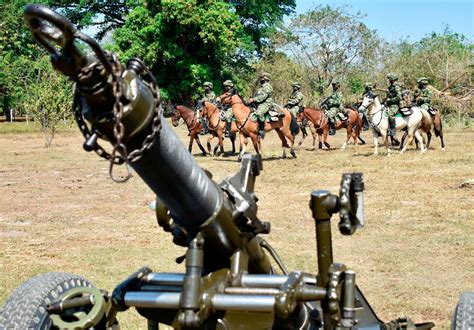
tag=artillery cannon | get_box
[0,5,469,329]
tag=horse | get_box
[296,107,365,150]
[198,101,237,156]
[296,108,330,150]
[217,90,299,161]
[358,94,427,155]
[400,110,445,151]
[170,105,208,156]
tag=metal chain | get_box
[73,53,163,183]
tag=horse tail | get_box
[434,115,442,137]
[290,113,300,136]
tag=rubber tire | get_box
[0,272,94,329]
[452,292,474,330]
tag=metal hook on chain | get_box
[109,143,132,183]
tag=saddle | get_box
[336,112,349,122]
[399,108,412,117]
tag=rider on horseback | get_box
[198,81,216,135]
[286,82,305,116]
[221,80,235,136]
[321,82,345,136]
[384,74,402,137]
[248,72,273,139]
[358,83,372,131]
[413,77,433,112]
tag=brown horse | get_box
[171,105,207,156]
[296,107,330,150]
[217,90,299,161]
[198,101,237,156]
[296,107,365,150]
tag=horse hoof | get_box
[290,150,297,158]
[441,147,445,151]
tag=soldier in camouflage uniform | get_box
[286,82,304,116]
[321,82,344,136]
[222,80,235,136]
[413,77,433,111]
[358,83,373,131]
[385,74,402,137]
[198,82,216,135]
[248,72,273,139]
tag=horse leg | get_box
[206,135,213,154]
[188,135,194,154]
[373,132,380,156]
[342,125,351,150]
[195,135,207,156]
[284,127,297,158]
[399,131,408,151]
[414,129,426,153]
[298,126,307,150]
[215,131,224,156]
[323,127,331,149]
[237,134,247,162]
[230,132,236,154]
[275,128,289,158]
[426,131,432,150]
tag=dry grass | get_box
[1,122,473,328]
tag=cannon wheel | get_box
[452,292,474,330]
[0,272,95,329]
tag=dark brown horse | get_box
[198,101,237,156]
[217,91,299,161]
[171,105,207,156]
[296,107,330,150]
[296,107,365,150]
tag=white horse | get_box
[358,94,428,155]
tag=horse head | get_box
[170,105,181,127]
[358,92,380,114]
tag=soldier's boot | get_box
[363,114,370,131]
[224,121,231,138]
[258,120,266,139]
[388,116,396,137]
[329,120,336,136]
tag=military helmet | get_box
[259,72,271,81]
[203,81,213,89]
[223,80,234,88]
[417,77,429,84]
[332,81,340,88]
[363,83,373,89]
[291,82,301,89]
[387,73,398,81]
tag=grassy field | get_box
[1,121,473,328]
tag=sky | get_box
[294,0,474,41]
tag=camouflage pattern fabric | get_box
[253,82,273,121]
[203,91,216,103]
[223,107,233,122]
[287,90,304,116]
[324,91,343,123]
[413,87,432,110]
[386,82,402,116]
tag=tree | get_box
[281,6,380,95]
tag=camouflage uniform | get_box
[385,74,402,136]
[252,75,273,122]
[286,82,304,116]
[413,77,432,110]
[198,82,216,134]
[359,83,373,130]
[222,80,235,136]
[322,82,343,135]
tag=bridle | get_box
[359,96,384,127]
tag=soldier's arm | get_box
[252,85,271,103]
[422,90,432,103]
[391,86,402,103]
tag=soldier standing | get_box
[385,73,402,137]
[321,82,343,136]
[286,82,304,116]
[413,77,433,111]
[248,72,273,139]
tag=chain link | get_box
[73,53,163,183]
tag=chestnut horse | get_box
[171,105,207,156]
[198,101,237,156]
[296,107,365,150]
[217,90,299,161]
